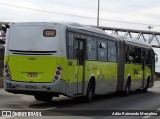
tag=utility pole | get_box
[97,0,100,26]
[147,26,153,42]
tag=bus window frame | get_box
[87,37,98,61]
[67,32,75,60]
[97,39,108,62]
[67,30,118,63]
[108,40,118,63]
[134,47,142,64]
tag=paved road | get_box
[1,81,160,119]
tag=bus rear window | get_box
[43,29,56,37]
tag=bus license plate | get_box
[27,72,38,77]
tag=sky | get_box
[0,0,160,71]
[0,0,160,30]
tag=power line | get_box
[0,2,96,19]
[0,2,160,27]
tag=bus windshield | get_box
[8,25,58,51]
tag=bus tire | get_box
[142,78,149,93]
[123,79,131,96]
[85,79,95,102]
[34,94,53,102]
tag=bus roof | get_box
[10,22,152,48]
[63,22,118,41]
[65,23,110,36]
[114,35,152,48]
[12,22,112,37]
[64,23,152,48]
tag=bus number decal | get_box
[25,85,37,89]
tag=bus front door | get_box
[75,39,85,94]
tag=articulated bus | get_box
[4,22,155,102]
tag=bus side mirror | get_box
[129,56,133,61]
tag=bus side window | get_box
[108,41,117,62]
[126,46,129,63]
[98,40,107,61]
[128,46,135,63]
[134,47,141,64]
[87,37,97,60]
[68,33,74,59]
[146,50,151,65]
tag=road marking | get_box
[143,116,150,119]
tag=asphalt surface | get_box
[1,81,160,119]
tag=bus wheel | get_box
[142,78,149,93]
[34,94,53,102]
[85,80,95,102]
[123,80,130,96]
